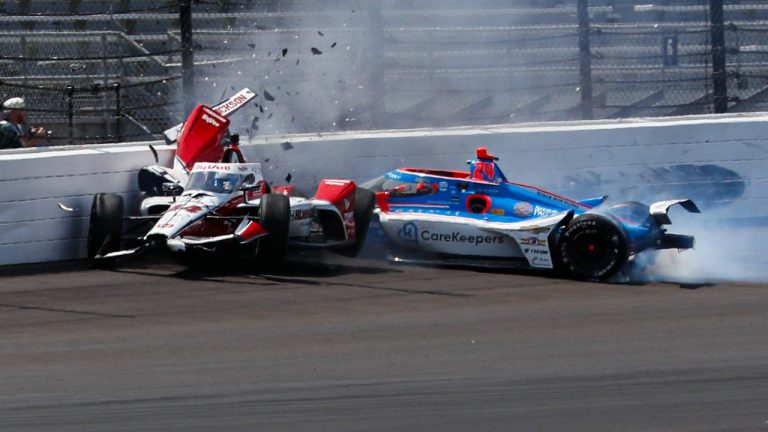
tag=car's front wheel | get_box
[255,193,290,267]
[87,193,124,267]
[558,214,629,281]
[337,187,376,257]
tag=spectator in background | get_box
[0,97,49,149]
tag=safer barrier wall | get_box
[246,114,768,224]
[0,144,174,266]
[1,113,767,266]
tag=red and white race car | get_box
[87,90,374,267]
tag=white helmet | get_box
[2,97,25,115]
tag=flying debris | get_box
[263,90,276,102]
[251,115,260,130]
[285,173,292,183]
[281,141,294,150]
[311,47,323,55]
[318,31,324,36]
[247,43,256,49]
[282,48,288,57]
[57,202,78,212]
[331,42,337,48]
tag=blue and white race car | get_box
[365,147,700,281]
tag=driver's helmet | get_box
[213,172,240,193]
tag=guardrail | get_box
[1,112,767,266]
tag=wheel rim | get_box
[566,229,620,276]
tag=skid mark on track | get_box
[254,274,471,298]
[0,302,134,318]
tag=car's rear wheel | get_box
[87,193,124,267]
[558,214,629,281]
[337,187,376,257]
[255,193,290,267]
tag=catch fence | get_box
[0,0,766,144]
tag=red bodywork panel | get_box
[315,179,357,240]
[235,220,268,242]
[315,179,356,209]
[176,105,230,171]
[180,219,233,238]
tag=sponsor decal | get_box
[490,208,505,216]
[439,181,448,191]
[343,198,351,211]
[535,190,578,207]
[513,201,533,218]
[323,179,351,186]
[201,113,221,127]
[398,221,420,243]
[520,236,546,246]
[385,171,402,180]
[156,223,175,229]
[533,206,559,217]
[238,166,249,172]
[523,247,549,255]
[215,94,249,116]
[399,222,506,246]
[194,163,232,171]
[420,231,505,245]
[291,208,314,220]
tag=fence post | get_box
[366,0,383,128]
[66,86,74,146]
[710,0,728,113]
[180,0,196,116]
[114,82,122,142]
[577,0,594,120]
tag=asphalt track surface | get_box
[1,252,767,431]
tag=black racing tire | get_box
[337,187,376,257]
[255,193,290,268]
[87,193,124,267]
[558,214,629,281]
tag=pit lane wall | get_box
[1,113,767,266]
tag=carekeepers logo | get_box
[398,222,505,246]
[398,222,420,243]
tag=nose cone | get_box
[147,195,214,239]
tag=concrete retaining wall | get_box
[1,113,766,266]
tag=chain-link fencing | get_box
[0,1,766,144]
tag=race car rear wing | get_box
[649,199,700,225]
